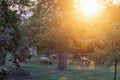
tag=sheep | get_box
[51,54,57,59]
[81,57,90,65]
[40,57,51,64]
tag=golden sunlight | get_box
[80,0,99,16]
[74,0,102,16]
[81,0,99,16]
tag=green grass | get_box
[5,54,120,80]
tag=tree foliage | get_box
[0,0,34,51]
[0,0,34,69]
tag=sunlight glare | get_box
[80,0,99,16]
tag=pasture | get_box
[5,54,120,80]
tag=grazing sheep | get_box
[40,57,51,64]
[81,57,90,65]
[51,54,57,59]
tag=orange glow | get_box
[74,0,102,16]
[81,0,99,16]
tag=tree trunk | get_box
[114,59,118,80]
[0,51,6,66]
[46,45,50,58]
[29,46,37,56]
[33,46,37,56]
[58,52,68,70]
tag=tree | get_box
[29,0,76,70]
[107,25,120,80]
[98,1,120,80]
[0,0,34,68]
[30,0,120,73]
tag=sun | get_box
[80,0,99,16]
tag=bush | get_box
[0,67,8,80]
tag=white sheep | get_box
[40,57,51,64]
[81,57,90,65]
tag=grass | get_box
[5,54,120,80]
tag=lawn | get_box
[5,54,120,80]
